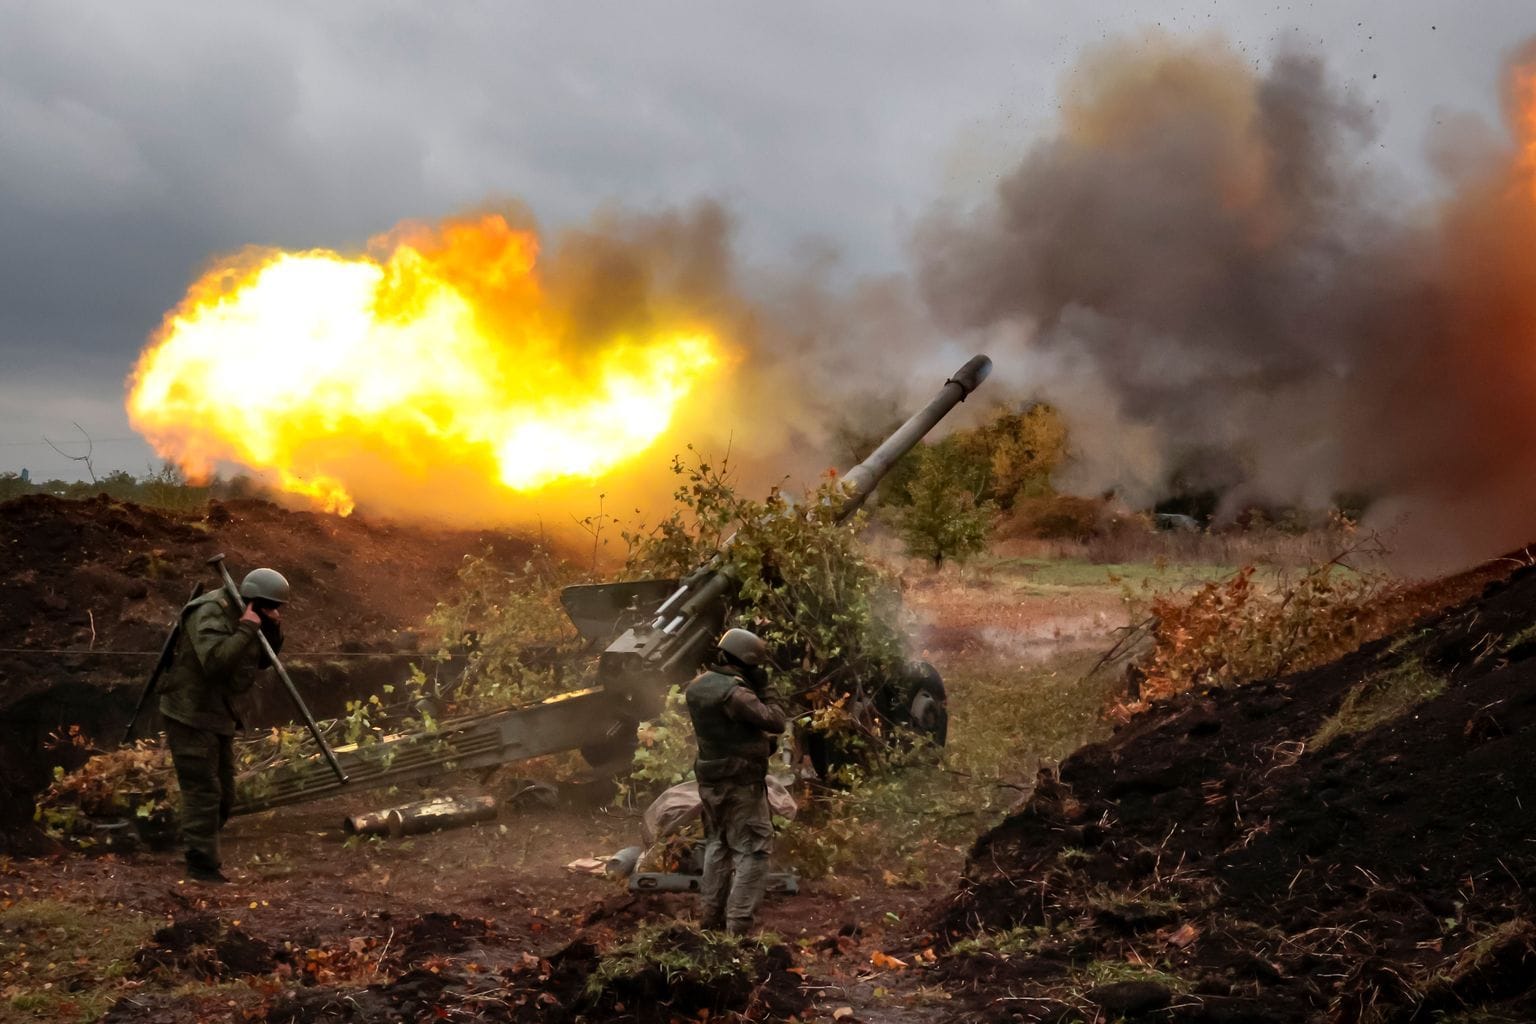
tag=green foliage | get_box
[625,449,909,732]
[877,403,1069,511]
[777,751,959,881]
[423,548,588,711]
[585,924,773,1000]
[624,686,696,800]
[1078,958,1190,992]
[779,650,1124,880]
[622,447,740,578]
[949,923,1070,958]
[894,441,995,568]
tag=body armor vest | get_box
[685,669,774,764]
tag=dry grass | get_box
[1124,564,1406,712]
[1311,658,1447,749]
[993,526,1376,571]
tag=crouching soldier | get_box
[158,568,289,883]
[685,628,787,935]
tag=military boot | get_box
[185,852,228,884]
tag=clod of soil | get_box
[261,926,807,1024]
[390,911,496,969]
[580,925,808,1023]
[133,913,280,980]
[1085,979,1171,1016]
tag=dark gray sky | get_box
[1,1,1527,479]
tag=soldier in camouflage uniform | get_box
[684,628,787,935]
[158,568,289,883]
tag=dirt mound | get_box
[389,911,497,970]
[935,561,1536,1022]
[261,927,806,1024]
[133,913,281,980]
[0,493,531,849]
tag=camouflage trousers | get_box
[697,774,774,935]
[164,717,236,872]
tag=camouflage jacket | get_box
[157,590,264,735]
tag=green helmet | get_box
[239,567,290,605]
[718,627,775,668]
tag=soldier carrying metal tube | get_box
[156,567,290,883]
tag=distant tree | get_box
[895,440,995,569]
[0,472,33,502]
[977,403,1069,506]
[884,403,1070,513]
[100,469,137,496]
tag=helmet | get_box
[239,567,290,605]
[718,627,775,668]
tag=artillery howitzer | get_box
[229,355,991,815]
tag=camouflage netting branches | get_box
[729,481,907,701]
[626,451,907,718]
[424,548,589,710]
[36,741,179,846]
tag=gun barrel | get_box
[837,353,992,520]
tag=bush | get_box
[1000,494,1108,541]
[422,548,588,711]
[625,450,910,737]
[0,463,263,511]
[624,685,695,802]
[1126,563,1404,711]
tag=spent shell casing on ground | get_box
[343,795,498,837]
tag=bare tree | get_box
[43,423,97,484]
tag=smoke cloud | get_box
[916,33,1536,567]
[126,30,1536,570]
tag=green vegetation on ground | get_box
[778,649,1123,881]
[0,898,155,1022]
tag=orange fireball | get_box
[126,214,727,515]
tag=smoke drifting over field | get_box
[124,30,1536,565]
[917,34,1536,564]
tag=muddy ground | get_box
[5,493,1534,1023]
[2,789,940,1023]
